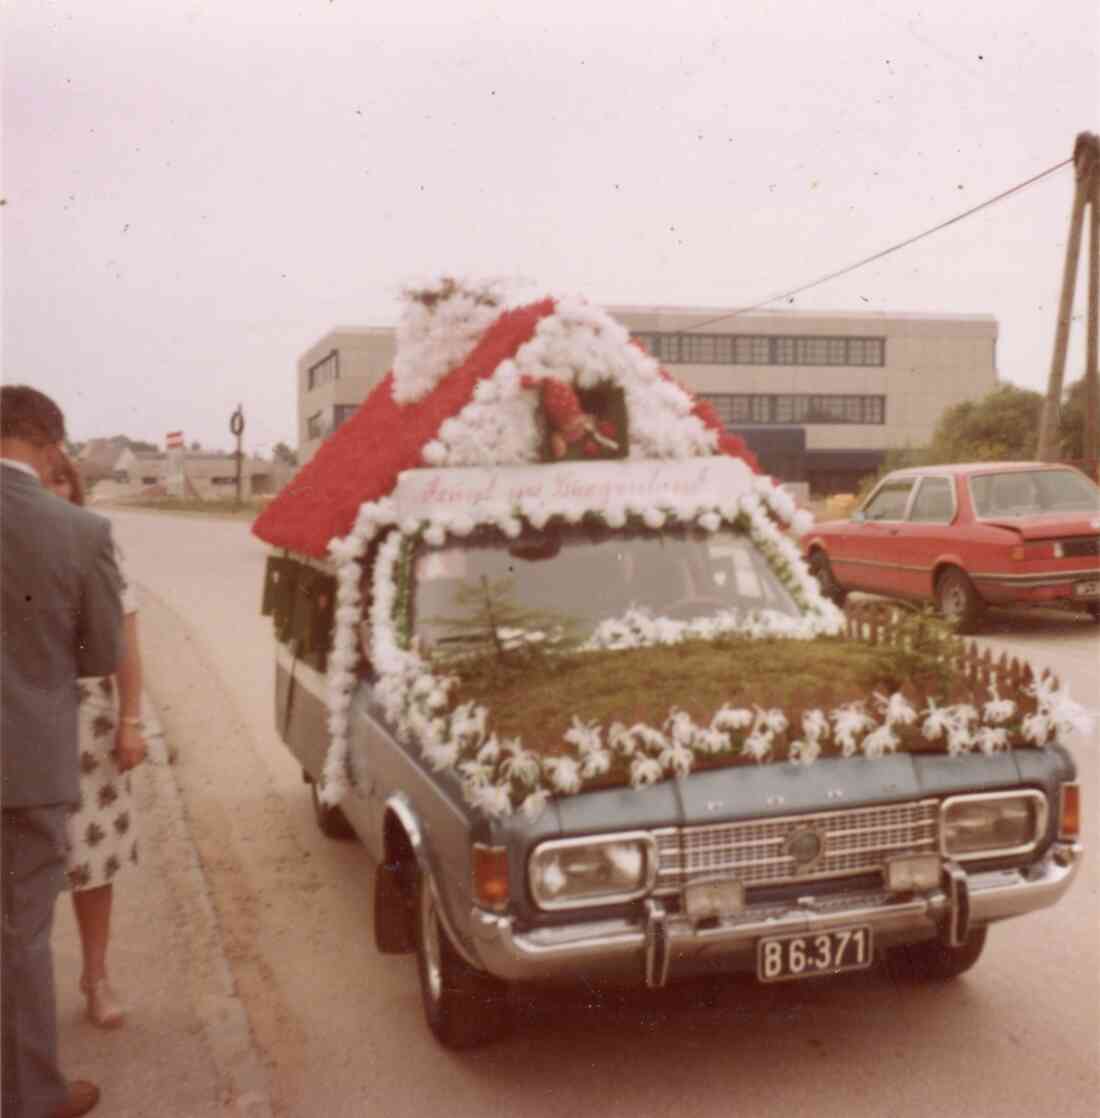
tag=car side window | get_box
[908,477,954,523]
[862,478,915,521]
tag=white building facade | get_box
[297,307,997,493]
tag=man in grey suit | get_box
[2,386,124,1118]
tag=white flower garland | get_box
[311,287,1091,815]
[391,276,517,405]
[319,490,1091,818]
[421,296,719,468]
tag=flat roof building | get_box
[296,305,997,493]
[298,328,396,459]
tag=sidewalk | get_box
[51,699,273,1117]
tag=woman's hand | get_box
[114,721,147,772]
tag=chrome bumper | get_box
[470,843,1083,986]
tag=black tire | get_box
[886,927,988,982]
[310,778,355,839]
[935,566,984,633]
[414,868,511,1048]
[809,549,848,606]
[1086,602,1100,623]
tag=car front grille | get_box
[1057,536,1100,559]
[653,799,940,893]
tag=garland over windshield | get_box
[300,279,1091,818]
[319,493,1089,821]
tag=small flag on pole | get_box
[165,431,184,450]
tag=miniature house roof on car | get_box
[252,279,759,559]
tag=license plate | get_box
[1073,579,1100,598]
[757,925,873,983]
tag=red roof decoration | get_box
[253,299,760,558]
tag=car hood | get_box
[543,751,1027,836]
[981,512,1100,539]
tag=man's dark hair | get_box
[0,385,66,445]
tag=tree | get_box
[923,378,1092,464]
[1057,377,1095,461]
[926,384,1043,463]
[423,575,579,666]
[858,379,1092,496]
[272,441,298,466]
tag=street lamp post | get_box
[230,404,245,508]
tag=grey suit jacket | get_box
[1,463,124,808]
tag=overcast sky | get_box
[3,0,1098,455]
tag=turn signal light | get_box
[1059,783,1080,841]
[473,843,510,911]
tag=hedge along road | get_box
[105,508,1100,1118]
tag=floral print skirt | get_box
[64,677,139,891]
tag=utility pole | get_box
[1037,131,1100,469]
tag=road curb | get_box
[142,698,275,1118]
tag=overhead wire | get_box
[684,157,1074,333]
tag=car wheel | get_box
[309,777,355,839]
[935,567,984,633]
[886,927,987,982]
[1086,602,1100,623]
[809,550,848,606]
[415,868,511,1049]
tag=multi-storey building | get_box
[298,328,396,458]
[296,307,997,493]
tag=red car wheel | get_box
[935,567,984,633]
[809,550,847,606]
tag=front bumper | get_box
[470,843,1083,986]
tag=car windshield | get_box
[968,469,1100,518]
[412,525,800,661]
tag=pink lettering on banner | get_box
[395,459,750,523]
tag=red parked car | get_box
[803,462,1100,632]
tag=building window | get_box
[848,338,885,366]
[306,411,325,440]
[332,404,358,432]
[734,336,772,365]
[699,393,886,425]
[307,350,339,391]
[632,332,886,367]
[684,335,716,363]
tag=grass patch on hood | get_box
[446,634,960,764]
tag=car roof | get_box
[883,461,1075,479]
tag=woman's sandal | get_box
[81,976,125,1029]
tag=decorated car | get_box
[254,278,1086,1048]
[803,462,1100,632]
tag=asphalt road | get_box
[108,509,1099,1118]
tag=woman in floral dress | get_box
[49,455,147,1029]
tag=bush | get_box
[856,378,1092,496]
